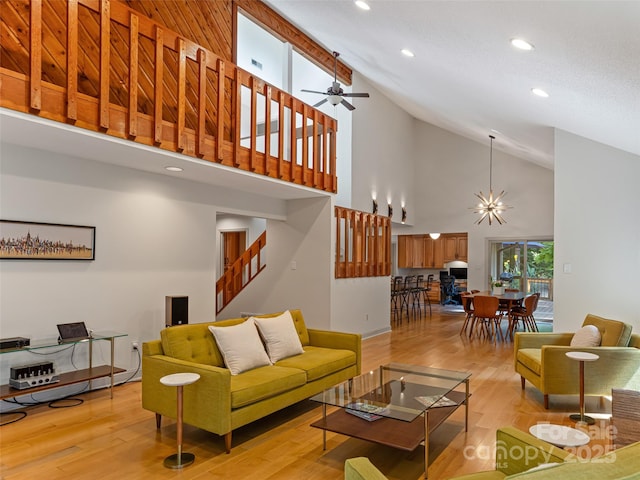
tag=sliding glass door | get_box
[490,240,554,300]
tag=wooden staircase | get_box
[215,230,266,314]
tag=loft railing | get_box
[0,0,338,193]
[335,206,391,278]
[216,231,266,314]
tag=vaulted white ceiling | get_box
[265,0,640,169]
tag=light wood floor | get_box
[0,307,613,480]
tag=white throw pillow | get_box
[570,325,601,347]
[208,320,271,375]
[253,311,304,363]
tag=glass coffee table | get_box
[310,363,471,478]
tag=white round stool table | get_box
[565,351,599,425]
[160,372,200,469]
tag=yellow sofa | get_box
[345,427,640,479]
[515,314,640,408]
[142,310,361,452]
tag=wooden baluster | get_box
[30,0,42,111]
[233,68,241,167]
[264,85,271,175]
[67,0,78,120]
[176,38,186,152]
[278,91,285,178]
[250,76,257,171]
[216,59,225,162]
[99,0,110,130]
[197,49,207,157]
[321,117,327,191]
[128,13,139,137]
[154,26,164,145]
[289,97,296,182]
[301,104,309,185]
[330,123,337,193]
[312,109,318,188]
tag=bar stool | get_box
[160,372,200,469]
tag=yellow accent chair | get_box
[515,314,640,408]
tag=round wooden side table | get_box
[565,351,599,425]
[160,372,200,469]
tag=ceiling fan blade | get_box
[342,93,370,98]
[301,89,328,95]
[341,99,355,111]
[313,98,328,108]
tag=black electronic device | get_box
[449,267,468,280]
[56,321,90,342]
[0,336,30,350]
[10,361,59,390]
[166,296,188,327]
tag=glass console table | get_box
[0,332,127,400]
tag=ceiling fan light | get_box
[328,95,342,106]
[401,49,415,58]
[531,88,549,98]
[354,0,370,10]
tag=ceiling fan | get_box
[301,51,370,111]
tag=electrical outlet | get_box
[132,341,139,351]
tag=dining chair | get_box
[508,294,537,338]
[499,288,520,315]
[459,292,474,336]
[471,295,502,341]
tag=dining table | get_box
[468,290,527,339]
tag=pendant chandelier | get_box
[470,134,512,225]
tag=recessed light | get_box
[165,166,183,172]
[401,49,415,58]
[531,88,549,98]
[511,38,535,51]
[354,0,370,10]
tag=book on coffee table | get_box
[345,402,388,421]
[415,395,457,408]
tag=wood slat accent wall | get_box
[0,0,338,193]
[335,207,391,279]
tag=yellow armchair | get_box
[515,314,640,408]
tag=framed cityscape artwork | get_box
[0,220,96,260]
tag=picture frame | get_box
[0,220,96,260]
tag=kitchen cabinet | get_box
[397,235,444,268]
[443,233,468,263]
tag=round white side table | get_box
[565,351,599,425]
[160,372,200,469]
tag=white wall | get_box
[554,130,640,331]
[406,123,555,291]
[351,73,415,219]
[0,143,289,399]
[219,197,333,330]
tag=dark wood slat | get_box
[249,76,257,171]
[232,67,241,167]
[277,91,285,178]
